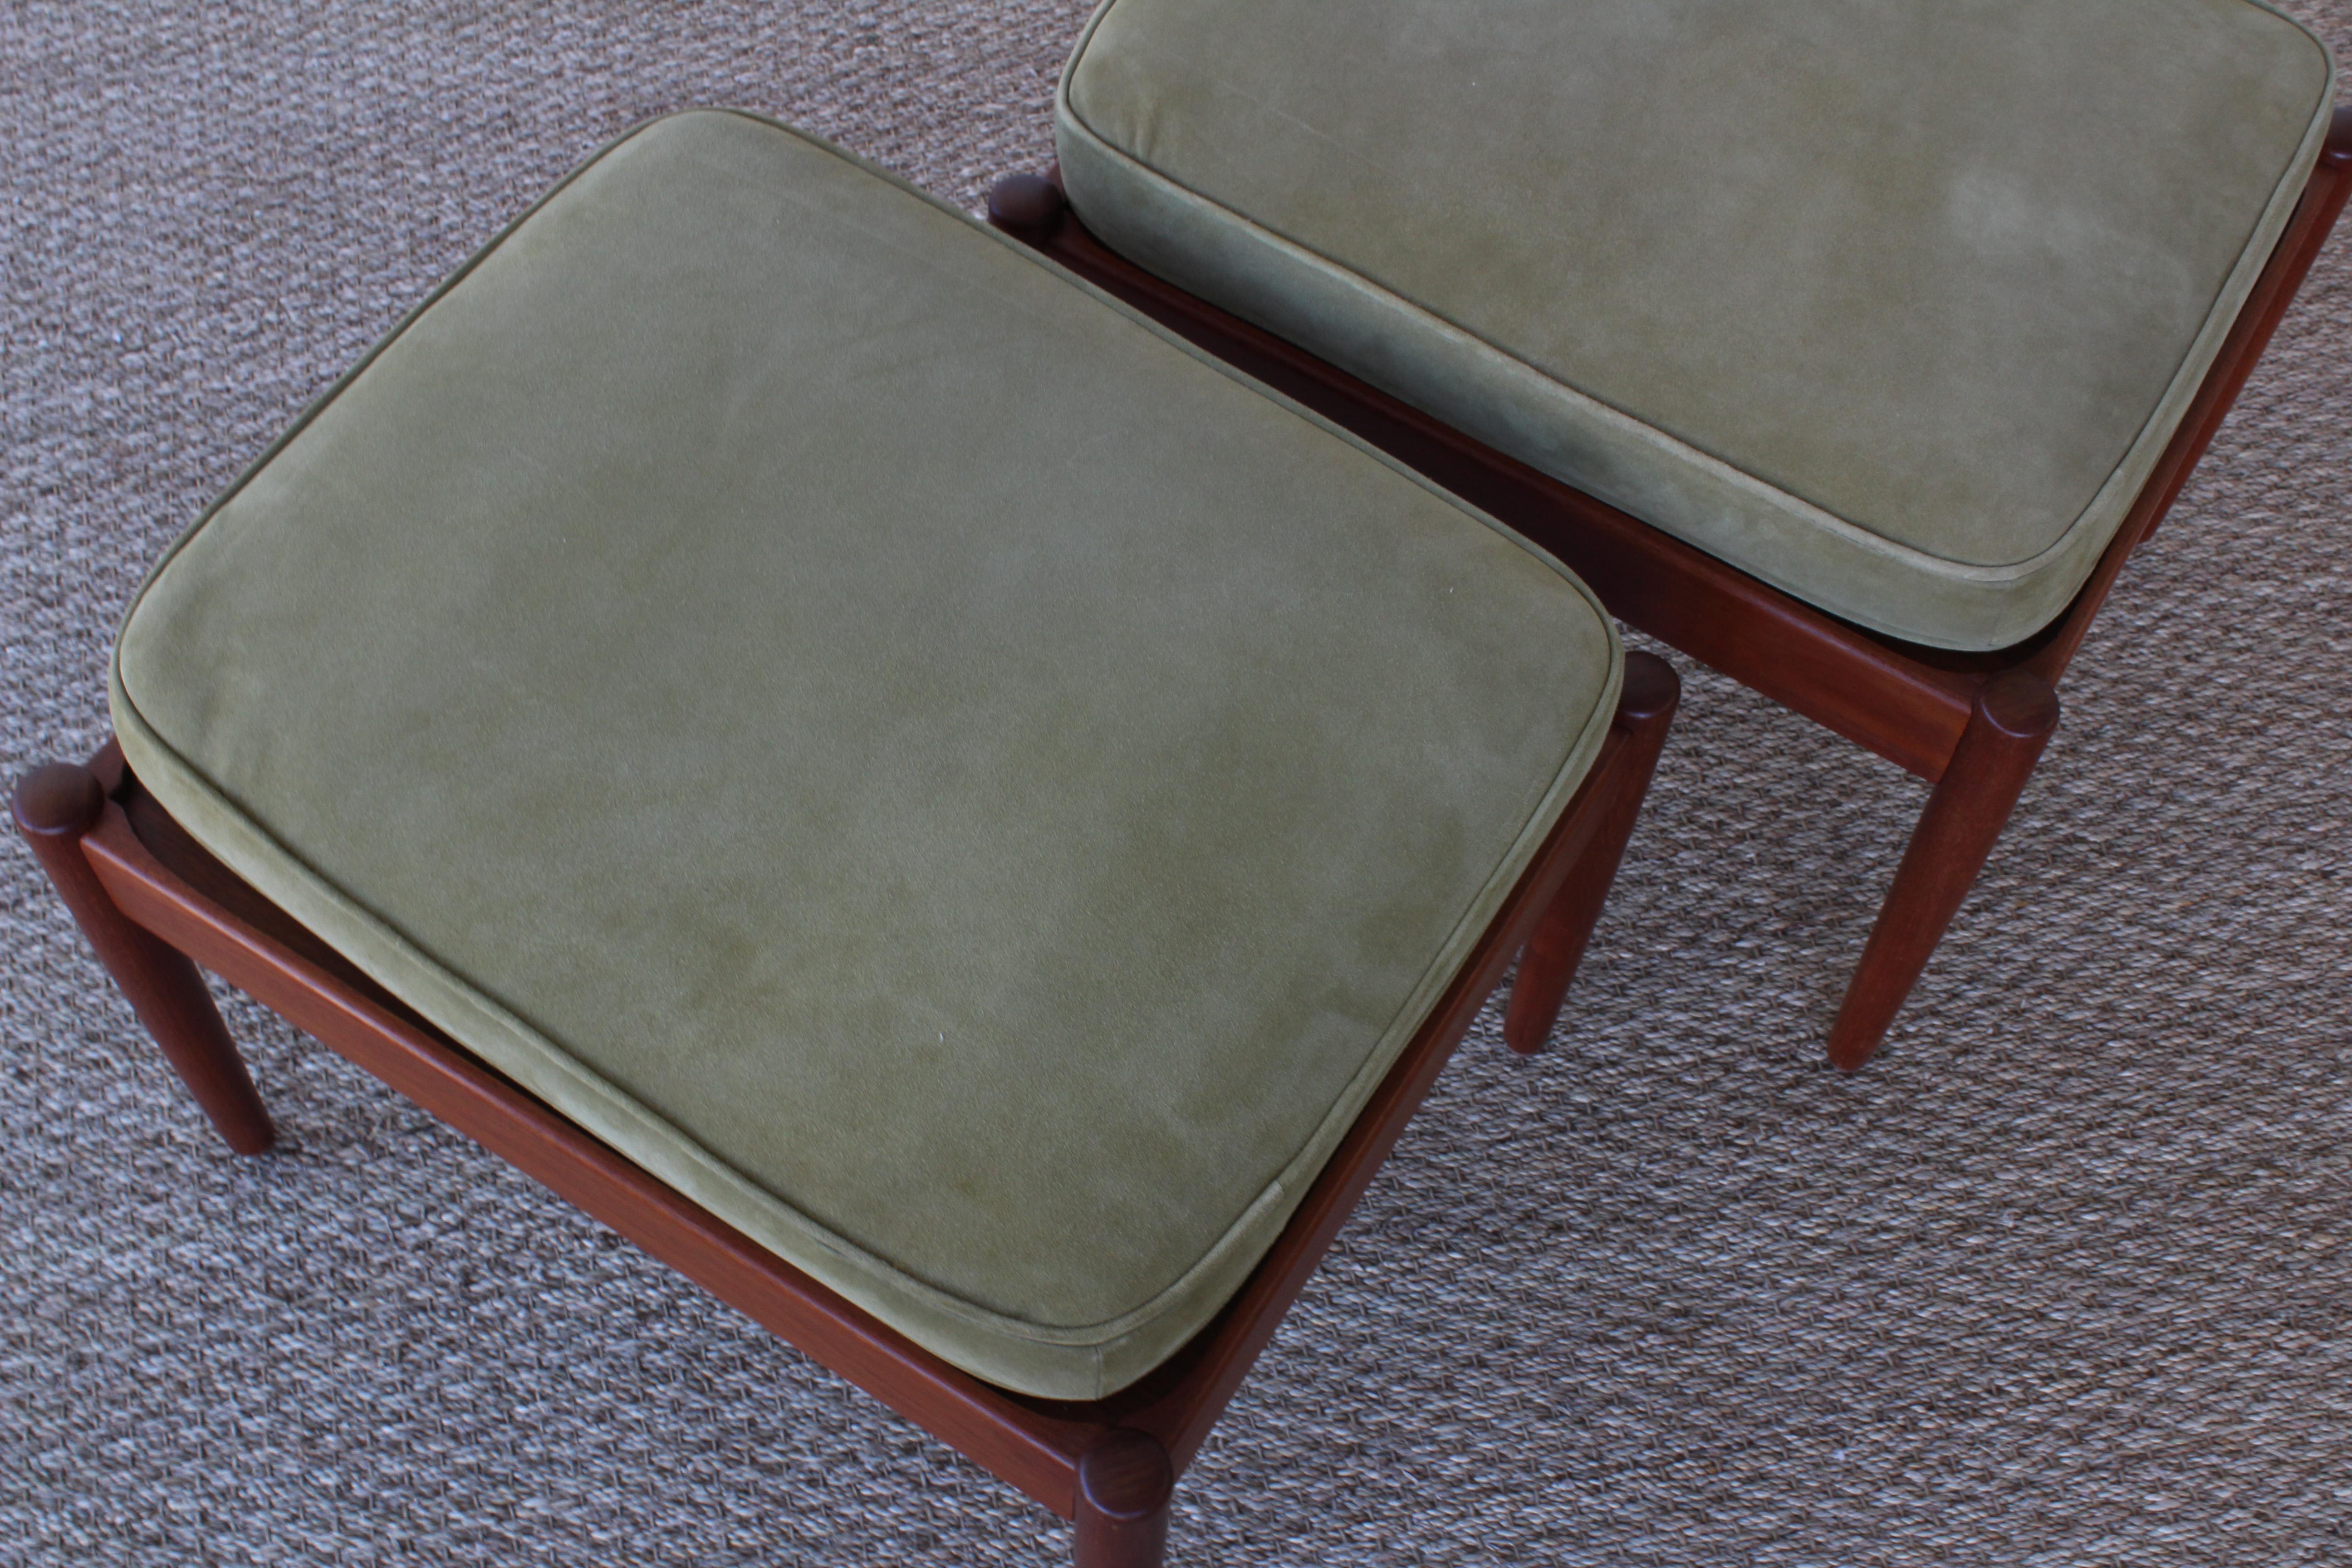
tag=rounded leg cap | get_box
[1618,649,1682,725]
[1975,668,2060,742]
[14,762,104,840]
[1075,1429,1174,1566]
[989,172,1067,235]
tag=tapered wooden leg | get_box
[1826,671,2061,1072]
[1073,1429,1173,1568]
[14,761,274,1154]
[1504,650,1681,1055]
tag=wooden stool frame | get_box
[15,654,1678,1566]
[989,105,2352,1069]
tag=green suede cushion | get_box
[109,111,1622,1399]
[1058,0,2336,651]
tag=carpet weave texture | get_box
[5,3,2350,1564]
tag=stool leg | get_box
[1826,671,2060,1072]
[1504,651,1681,1055]
[14,761,274,1154]
[1073,1430,1173,1568]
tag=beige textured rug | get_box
[5,3,2349,1563]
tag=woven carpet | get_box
[5,3,2350,1563]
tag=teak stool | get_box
[17,112,1677,1566]
[995,0,2352,1069]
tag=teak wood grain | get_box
[19,652,1678,1567]
[990,105,2352,1068]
